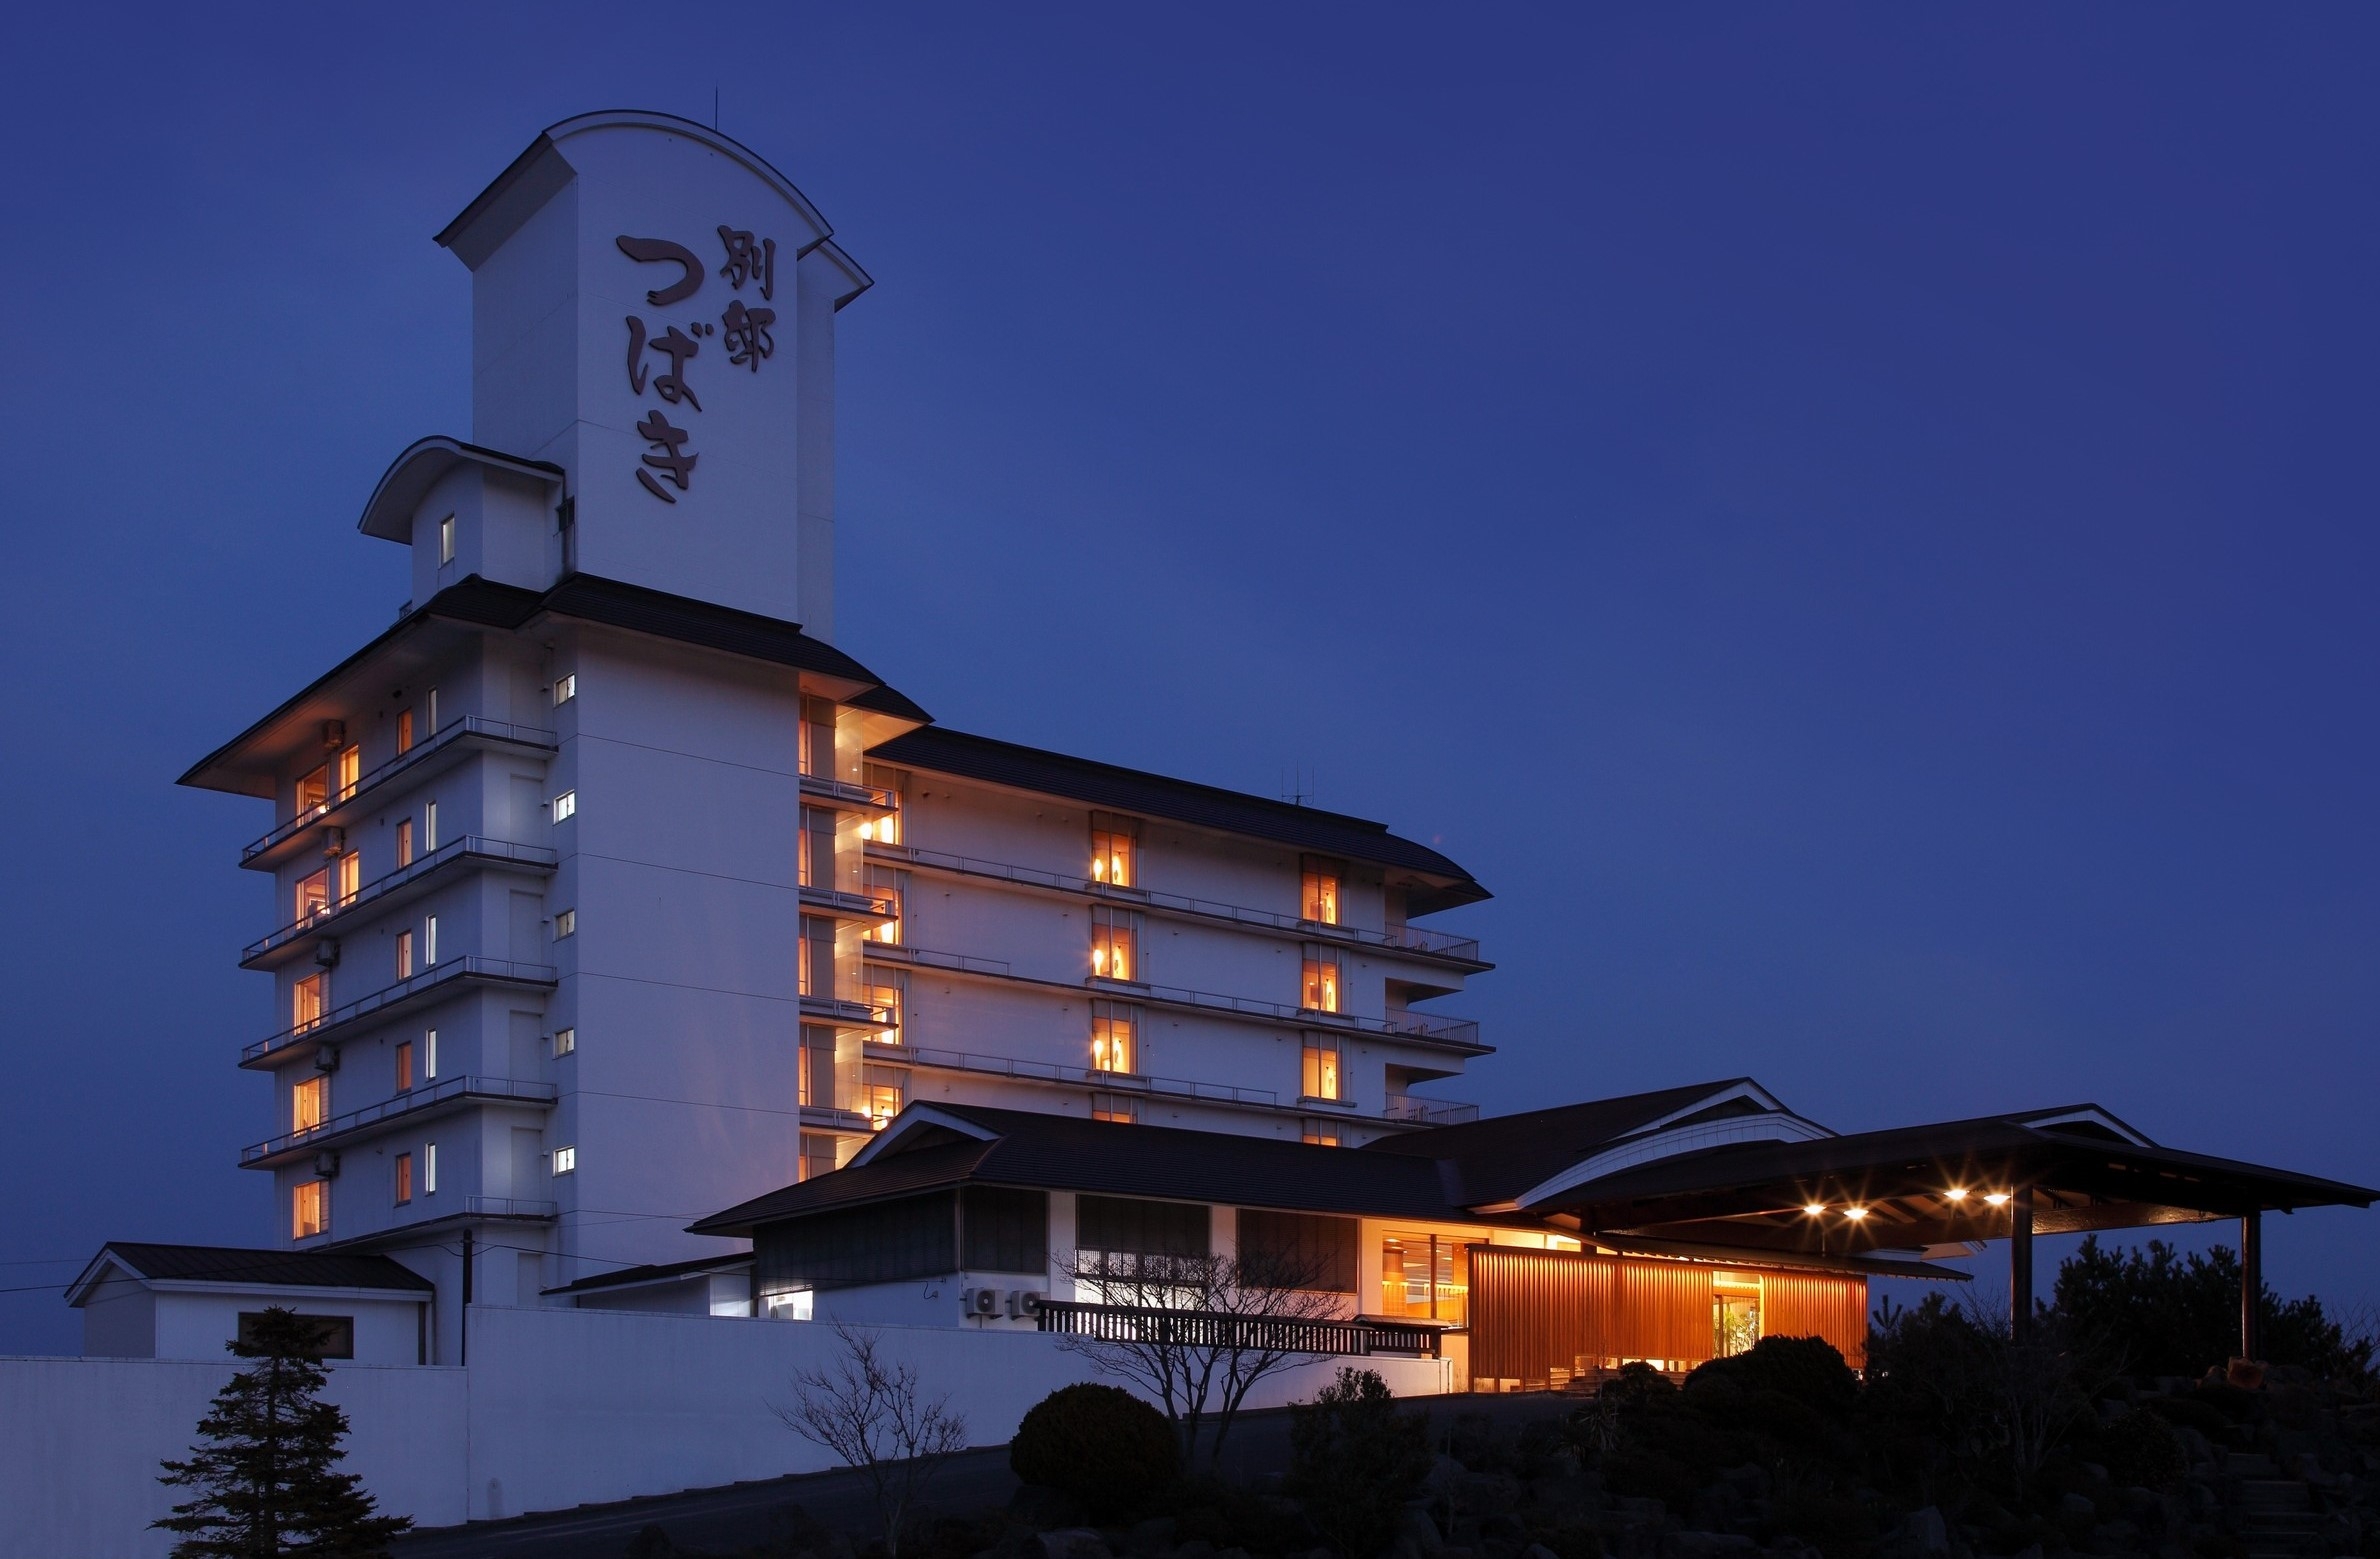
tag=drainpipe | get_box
[460,1230,474,1367]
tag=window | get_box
[1301,857,1343,926]
[291,973,325,1032]
[800,695,836,778]
[291,1180,329,1240]
[799,1131,841,1182]
[423,1142,438,1194]
[295,868,330,923]
[394,930,414,979]
[861,867,905,945]
[799,918,834,998]
[426,687,439,732]
[800,1025,837,1110]
[553,790,576,823]
[552,1026,575,1057]
[394,818,414,869]
[1090,812,1138,888]
[860,1066,906,1129]
[960,1187,1050,1273]
[335,746,361,801]
[1090,1095,1140,1124]
[394,1040,414,1093]
[437,513,455,564]
[1238,1209,1358,1291]
[799,806,832,888]
[765,1289,815,1321]
[1091,907,1141,982]
[553,909,576,940]
[1075,1195,1208,1297]
[296,766,329,814]
[754,1190,955,1295]
[423,1028,438,1078]
[553,673,576,705]
[423,915,439,967]
[337,851,360,906]
[1302,1120,1343,1147]
[238,1311,350,1359]
[860,764,904,845]
[1302,1034,1343,1101]
[863,968,906,1034]
[393,1151,413,1205]
[395,709,415,755]
[1090,1000,1138,1075]
[552,1145,577,1175]
[1377,1232,1468,1324]
[291,1075,327,1133]
[1301,946,1342,1013]
[422,800,439,852]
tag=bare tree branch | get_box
[775,1321,969,1557]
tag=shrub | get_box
[1686,1335,1859,1422]
[1010,1383,1178,1523]
[1288,1368,1431,1559]
[2052,1237,2375,1385]
[2097,1410,2184,1488]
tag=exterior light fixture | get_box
[1843,1205,1869,1221]
[1983,1191,2011,1207]
[1803,1202,1827,1217]
[1943,1187,1968,1202]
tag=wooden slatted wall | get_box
[1468,1247,1868,1388]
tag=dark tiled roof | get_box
[1361,1080,1754,1207]
[85,1243,434,1294]
[691,1107,1488,1236]
[865,727,1487,916]
[543,1252,753,1297]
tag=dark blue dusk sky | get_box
[3,7,2375,1353]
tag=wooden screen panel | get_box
[1759,1269,1869,1367]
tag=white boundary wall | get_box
[0,1307,1452,1559]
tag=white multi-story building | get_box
[172,111,1491,1361]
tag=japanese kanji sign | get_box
[615,226,781,504]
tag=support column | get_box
[2010,1185,2035,1342]
[2240,1209,2263,1362]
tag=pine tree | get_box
[155,1305,413,1558]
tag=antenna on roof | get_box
[713,87,720,131]
[1282,766,1313,807]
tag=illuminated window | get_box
[1301,1034,1342,1101]
[394,930,414,979]
[291,1075,327,1133]
[291,973,325,1033]
[766,1288,816,1321]
[552,1027,574,1057]
[861,867,905,945]
[335,746,360,801]
[296,765,329,814]
[1300,946,1342,1013]
[553,909,576,940]
[394,1040,414,1093]
[393,1152,413,1205]
[553,673,576,705]
[337,851,360,906]
[1091,907,1141,982]
[1091,1093,1139,1124]
[552,1146,576,1175]
[860,764,904,845]
[1301,857,1343,925]
[800,696,836,778]
[1091,1000,1139,1075]
[423,1142,438,1194]
[423,915,439,967]
[395,709,415,755]
[394,818,414,869]
[291,1180,329,1240]
[422,800,439,852]
[553,790,576,823]
[861,1066,906,1129]
[437,513,455,564]
[295,868,330,923]
[1301,1119,1342,1147]
[1713,1274,1762,1358]
[863,967,906,1034]
[1090,812,1138,887]
[1377,1232,1468,1323]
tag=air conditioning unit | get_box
[312,1151,341,1179]
[321,720,346,749]
[313,1045,339,1073]
[965,1287,1000,1317]
[321,827,346,858]
[1007,1290,1046,1319]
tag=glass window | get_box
[800,696,837,778]
[553,1145,577,1175]
[394,819,414,869]
[423,1142,438,1194]
[426,688,438,732]
[424,915,439,967]
[1091,1000,1138,1075]
[553,790,576,823]
[1301,946,1342,1013]
[1091,907,1140,982]
[437,514,455,564]
[291,1180,329,1240]
[861,1066,906,1130]
[799,806,832,888]
[394,930,414,979]
[1301,857,1343,925]
[1302,1034,1342,1101]
[1302,1119,1343,1147]
[291,1075,327,1133]
[296,766,329,814]
[1090,813,1138,888]
[554,673,576,705]
[1239,1209,1358,1291]
[553,909,576,940]
[422,800,439,852]
[393,1152,413,1205]
[862,868,905,945]
[423,1028,438,1078]
[552,1027,574,1057]
[394,1040,414,1093]
[860,764,904,845]
[291,973,325,1033]
[1376,1232,1469,1324]
[1090,1094,1139,1124]
[395,709,415,755]
[799,1132,841,1182]
[799,917,833,998]
[335,746,361,801]
[863,967,906,1034]
[337,851,360,906]
[295,868,330,923]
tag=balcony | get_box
[240,716,558,871]
[797,772,898,812]
[240,1075,556,1168]
[869,842,1488,971]
[241,837,558,969]
[1036,1301,1442,1358]
[241,955,560,1070]
[863,1039,1283,1111]
[1382,1095,1481,1126]
[796,884,898,921]
[462,1195,559,1220]
[797,993,898,1032]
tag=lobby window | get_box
[393,1152,414,1206]
[553,1146,577,1176]
[422,800,439,852]
[335,745,361,801]
[423,1028,438,1078]
[1091,907,1141,982]
[295,868,330,923]
[1091,1000,1139,1075]
[291,1075,327,1134]
[395,709,415,756]
[394,818,414,869]
[1090,1094,1139,1125]
[1302,1033,1343,1101]
[1301,946,1342,1013]
[1301,1119,1343,1147]
[296,765,329,815]
[1090,812,1138,888]
[554,909,576,940]
[394,1040,415,1093]
[291,973,325,1033]
[424,915,439,966]
[553,790,576,823]
[554,673,576,705]
[337,851,360,906]
[394,930,414,980]
[291,1180,329,1241]
[552,1026,574,1057]
[862,867,905,945]
[1301,857,1343,926]
[437,514,455,564]
[423,1142,438,1194]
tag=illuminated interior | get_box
[291,973,324,1032]
[1091,1001,1137,1074]
[1377,1231,1469,1324]
[291,1076,326,1133]
[1091,910,1138,981]
[290,1180,328,1240]
[295,869,329,923]
[1090,814,1137,887]
[1302,1035,1342,1100]
[1301,858,1341,925]
[1301,950,1342,1013]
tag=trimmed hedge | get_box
[1010,1383,1179,1522]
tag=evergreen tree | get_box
[155,1306,412,1558]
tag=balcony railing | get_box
[865,1040,1282,1109]
[241,1075,556,1166]
[1382,1095,1482,1126]
[241,837,558,967]
[871,842,1486,967]
[242,955,560,1067]
[1036,1300,1442,1358]
[797,993,898,1030]
[798,773,898,811]
[797,884,898,920]
[241,716,558,866]
[463,1195,559,1220]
